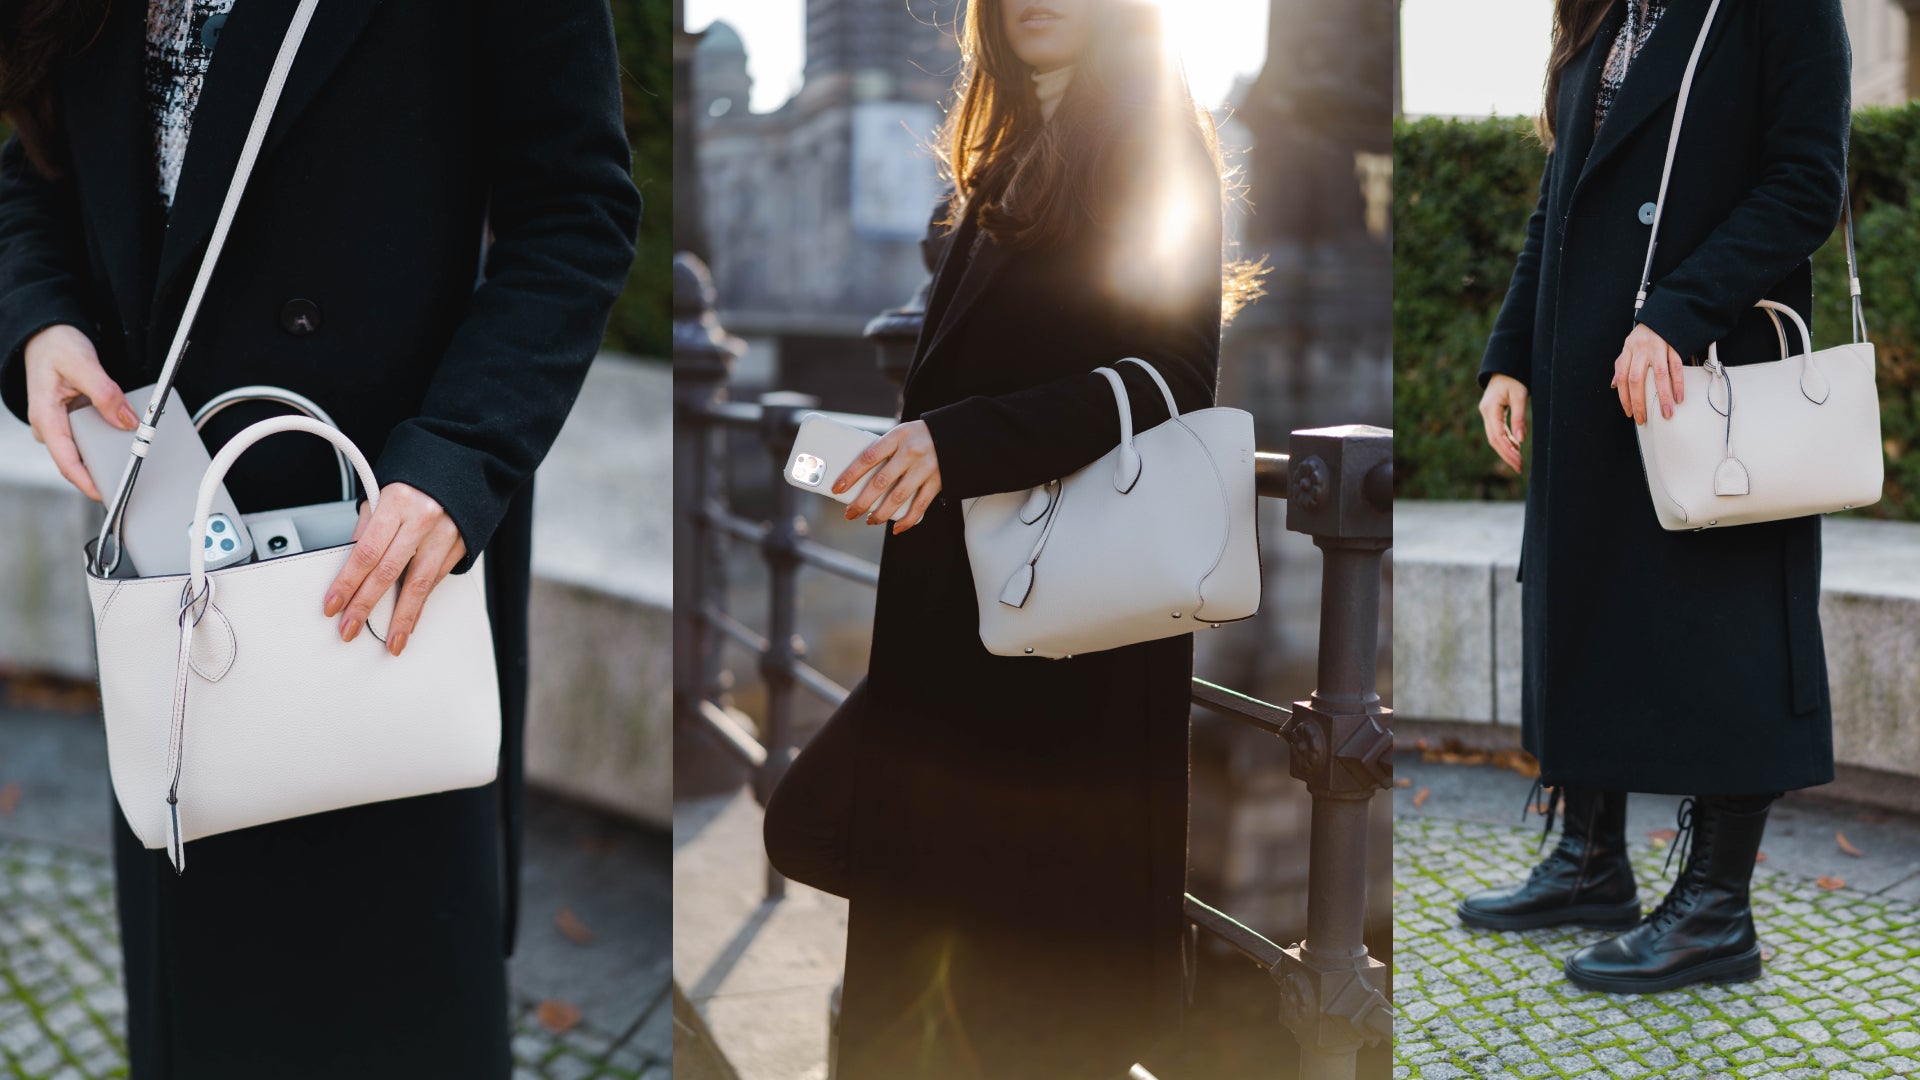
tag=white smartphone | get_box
[70,385,252,577]
[784,413,910,522]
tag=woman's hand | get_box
[1611,322,1685,425]
[836,419,943,534]
[1478,374,1529,474]
[23,324,136,502]
[323,483,467,656]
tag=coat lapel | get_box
[904,206,1012,397]
[60,1,164,342]
[1578,0,1720,187]
[151,0,385,316]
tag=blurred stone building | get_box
[692,1,960,417]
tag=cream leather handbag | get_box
[1633,0,1883,530]
[962,358,1261,658]
[83,0,499,871]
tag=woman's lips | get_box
[1021,7,1063,27]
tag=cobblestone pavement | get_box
[1395,814,1920,1079]
[0,835,662,1080]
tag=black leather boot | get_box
[1563,795,1772,994]
[1458,786,1640,931]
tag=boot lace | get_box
[1522,781,1599,896]
[1648,798,1705,932]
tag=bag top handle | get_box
[1636,0,1863,345]
[185,415,380,609]
[92,0,325,575]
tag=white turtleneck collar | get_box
[1032,65,1073,122]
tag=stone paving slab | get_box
[1394,814,1920,1079]
[0,835,664,1080]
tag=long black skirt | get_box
[112,783,510,1078]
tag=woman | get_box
[1463,0,1850,994]
[760,2,1256,1076]
[0,0,639,1074]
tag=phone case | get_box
[70,385,251,577]
[784,413,910,522]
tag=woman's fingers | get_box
[833,429,897,495]
[1506,387,1528,447]
[385,520,462,656]
[28,405,103,501]
[1478,395,1517,473]
[338,514,431,643]
[326,502,406,628]
[869,459,933,525]
[1650,346,1676,420]
[894,478,943,534]
[1667,345,1685,405]
[67,360,135,432]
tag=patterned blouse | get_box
[1594,0,1669,134]
[145,0,238,207]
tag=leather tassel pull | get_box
[1714,457,1751,496]
[167,798,185,874]
[1000,564,1035,608]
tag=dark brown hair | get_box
[937,0,1264,320]
[0,0,109,176]
[1539,0,1614,146]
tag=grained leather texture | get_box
[1635,306,1882,530]
[87,416,500,857]
[1631,0,1883,530]
[962,359,1261,658]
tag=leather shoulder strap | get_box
[94,0,324,573]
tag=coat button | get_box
[1638,201,1658,225]
[279,299,321,335]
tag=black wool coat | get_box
[1480,0,1850,796]
[833,133,1223,1080]
[0,1,640,1075]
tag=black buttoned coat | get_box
[1480,0,1850,795]
[0,1,639,1075]
[832,130,1223,1079]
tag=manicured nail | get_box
[118,406,138,430]
[389,631,408,657]
[844,507,858,520]
[1663,405,1672,419]
[341,617,361,643]
[323,592,342,616]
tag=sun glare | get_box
[1135,0,1270,109]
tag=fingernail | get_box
[118,406,138,430]
[323,592,341,616]
[341,617,361,643]
[390,631,408,657]
[844,508,857,520]
[1663,406,1672,419]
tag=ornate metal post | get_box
[1276,424,1394,1080]
[673,253,745,793]
[754,390,819,899]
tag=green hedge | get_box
[608,0,671,358]
[1393,107,1920,520]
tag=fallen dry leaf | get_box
[555,906,595,946]
[1761,949,1775,962]
[1413,739,1540,779]
[1648,828,1677,849]
[0,783,19,817]
[1412,787,1431,809]
[1815,876,1845,891]
[1755,852,1767,864]
[536,999,582,1034]
[1837,832,1865,858]
[1394,778,1412,789]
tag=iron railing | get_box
[672,251,1394,1079]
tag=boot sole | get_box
[1456,898,1643,932]
[1562,945,1764,995]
